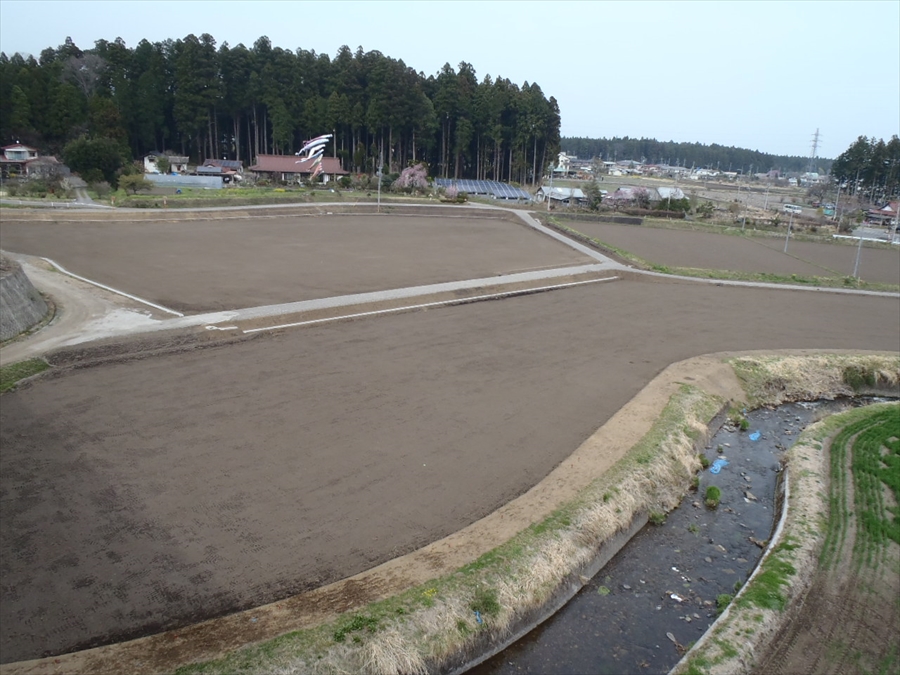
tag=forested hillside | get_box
[562,136,826,175]
[0,35,560,182]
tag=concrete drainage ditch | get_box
[466,398,877,675]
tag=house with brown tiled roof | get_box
[249,155,348,183]
[865,201,899,228]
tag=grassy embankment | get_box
[674,355,900,675]
[0,358,49,393]
[94,186,502,210]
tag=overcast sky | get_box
[1,0,897,159]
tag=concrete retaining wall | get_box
[0,257,48,342]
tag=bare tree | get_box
[63,54,107,96]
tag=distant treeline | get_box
[561,137,830,175]
[0,35,561,182]
[830,135,900,197]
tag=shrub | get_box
[91,181,111,197]
[469,586,500,618]
[716,593,733,614]
[649,511,667,525]
[656,197,691,212]
[696,201,715,218]
[705,485,722,508]
[119,174,152,195]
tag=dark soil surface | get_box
[560,222,900,285]
[0,215,591,312]
[1,276,898,663]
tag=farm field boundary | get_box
[2,353,896,675]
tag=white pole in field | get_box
[377,152,383,213]
[784,211,794,253]
[853,233,863,279]
[547,170,552,211]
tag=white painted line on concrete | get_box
[39,257,185,317]
[243,276,618,334]
[205,325,239,331]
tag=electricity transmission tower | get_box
[808,129,821,174]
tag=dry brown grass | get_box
[731,353,900,407]
[673,353,899,675]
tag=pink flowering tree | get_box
[392,163,429,193]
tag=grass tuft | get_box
[0,358,49,393]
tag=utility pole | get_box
[784,211,794,253]
[547,163,554,212]
[834,182,842,222]
[376,151,383,213]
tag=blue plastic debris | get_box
[710,458,729,474]
[475,610,483,624]
[749,431,761,441]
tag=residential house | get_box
[201,159,244,175]
[22,155,64,179]
[535,186,586,206]
[865,201,899,228]
[1,143,39,179]
[608,186,683,205]
[195,159,243,184]
[655,186,686,201]
[143,152,189,174]
[249,154,348,183]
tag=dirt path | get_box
[0,255,171,366]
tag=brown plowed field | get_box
[1,275,898,663]
[0,215,591,312]
[561,221,900,285]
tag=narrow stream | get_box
[467,399,870,675]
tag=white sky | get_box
[1,0,898,159]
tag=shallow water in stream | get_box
[468,398,875,675]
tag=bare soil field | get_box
[560,221,900,285]
[754,529,900,675]
[0,215,590,312]
[1,276,898,664]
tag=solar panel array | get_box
[434,178,532,201]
